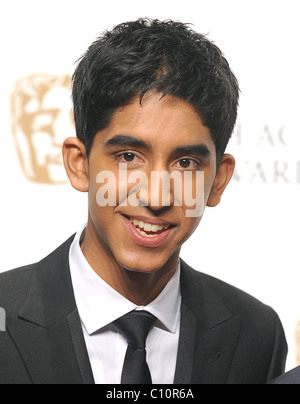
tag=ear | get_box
[62,137,89,192]
[207,154,235,207]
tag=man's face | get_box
[87,92,218,273]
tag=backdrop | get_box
[1,0,299,372]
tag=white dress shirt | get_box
[69,226,182,384]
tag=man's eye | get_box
[177,158,199,169]
[116,152,140,163]
[122,153,136,162]
[179,159,192,168]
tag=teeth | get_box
[129,217,170,234]
[151,224,159,232]
[143,223,152,232]
[136,228,157,237]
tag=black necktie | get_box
[113,310,157,384]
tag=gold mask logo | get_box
[10,73,74,184]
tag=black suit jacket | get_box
[269,366,300,384]
[0,236,287,384]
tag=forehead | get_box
[97,92,215,153]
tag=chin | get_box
[115,246,179,275]
[120,259,163,274]
[115,252,169,274]
[123,266,161,274]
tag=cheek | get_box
[88,172,114,228]
[177,215,202,246]
[180,171,211,218]
[203,170,217,203]
[88,174,99,212]
[185,216,201,234]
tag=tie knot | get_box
[114,310,157,349]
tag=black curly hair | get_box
[72,18,239,166]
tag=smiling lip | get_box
[122,215,175,247]
[125,215,174,226]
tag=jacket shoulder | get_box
[183,261,279,319]
[0,264,35,315]
[0,235,75,315]
[181,261,287,382]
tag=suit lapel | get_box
[174,301,198,383]
[174,260,241,384]
[67,309,95,384]
[7,236,94,384]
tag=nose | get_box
[148,170,174,210]
[135,167,182,212]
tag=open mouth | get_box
[122,215,176,247]
[129,217,170,238]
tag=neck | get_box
[80,224,179,306]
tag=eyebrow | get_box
[104,134,211,158]
[173,144,211,159]
[104,135,151,150]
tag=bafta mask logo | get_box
[10,73,75,184]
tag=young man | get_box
[0,18,287,384]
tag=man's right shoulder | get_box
[0,234,75,314]
[0,264,36,314]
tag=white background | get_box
[1,0,299,372]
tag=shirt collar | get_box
[69,226,181,335]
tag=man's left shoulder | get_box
[181,260,283,327]
[205,271,277,317]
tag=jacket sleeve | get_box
[266,310,288,382]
